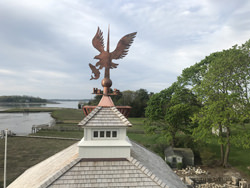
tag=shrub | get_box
[177,162,183,169]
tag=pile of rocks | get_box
[175,166,208,176]
[191,176,248,188]
[175,166,249,188]
[195,182,227,188]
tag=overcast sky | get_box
[1,0,250,99]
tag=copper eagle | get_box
[89,27,137,80]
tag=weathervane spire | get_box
[89,26,137,96]
[107,25,110,53]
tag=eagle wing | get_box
[92,27,105,52]
[111,32,137,60]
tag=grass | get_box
[127,118,146,134]
[51,108,84,123]
[31,130,84,138]
[229,146,250,176]
[0,137,77,187]
[203,138,250,177]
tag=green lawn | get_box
[203,138,250,177]
[0,137,77,187]
[51,108,84,123]
[128,117,146,133]
[31,130,84,138]
[229,145,250,176]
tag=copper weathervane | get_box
[89,26,137,95]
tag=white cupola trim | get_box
[77,106,132,159]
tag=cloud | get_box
[1,0,250,99]
[0,69,16,75]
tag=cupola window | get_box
[93,131,98,138]
[92,130,118,139]
[106,131,111,137]
[112,131,117,137]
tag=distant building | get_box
[164,146,194,168]
[212,126,227,136]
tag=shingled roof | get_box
[8,141,187,188]
[78,106,132,127]
[8,106,186,188]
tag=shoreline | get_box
[0,107,62,113]
[0,102,58,105]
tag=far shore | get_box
[0,107,62,113]
[0,101,58,105]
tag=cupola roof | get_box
[78,106,132,127]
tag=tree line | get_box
[0,95,47,103]
[88,89,153,117]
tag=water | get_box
[0,100,88,135]
[45,101,82,109]
[0,112,54,135]
[0,100,88,111]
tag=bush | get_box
[166,161,171,167]
[177,162,183,169]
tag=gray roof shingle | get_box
[7,141,187,188]
[78,107,132,127]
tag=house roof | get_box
[78,106,132,127]
[164,146,194,159]
[164,146,179,157]
[8,140,187,188]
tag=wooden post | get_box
[4,129,8,188]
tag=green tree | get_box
[191,46,250,167]
[130,89,150,117]
[117,90,135,106]
[145,83,200,146]
[88,88,150,117]
[0,95,47,103]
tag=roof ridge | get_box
[110,106,132,127]
[78,106,102,126]
[40,158,81,188]
[127,156,169,188]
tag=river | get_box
[0,100,87,135]
[0,113,54,135]
[0,100,86,111]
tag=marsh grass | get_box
[0,137,76,187]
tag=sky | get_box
[1,0,250,99]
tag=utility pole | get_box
[4,129,8,188]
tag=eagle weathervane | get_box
[89,26,137,96]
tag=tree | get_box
[88,88,151,117]
[190,46,250,167]
[145,83,200,146]
[117,90,135,106]
[130,89,150,117]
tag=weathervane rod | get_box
[107,25,110,53]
